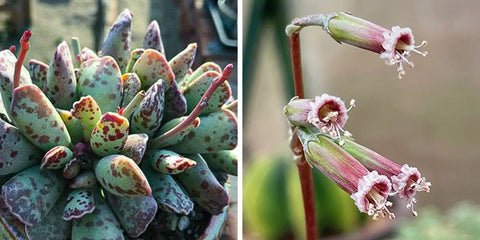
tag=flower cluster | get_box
[286,94,430,219]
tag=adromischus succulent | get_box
[0,8,237,239]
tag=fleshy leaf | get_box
[99,8,132,72]
[90,112,129,156]
[63,189,95,220]
[0,119,43,175]
[63,157,81,179]
[71,96,102,141]
[149,116,200,149]
[143,20,165,55]
[10,84,71,151]
[95,154,151,197]
[77,57,123,113]
[41,145,74,169]
[25,196,71,240]
[169,43,197,82]
[121,73,141,108]
[132,49,175,90]
[120,133,148,164]
[142,163,194,214]
[180,62,221,88]
[169,109,237,153]
[69,171,97,189]
[146,149,196,174]
[57,108,84,143]
[176,154,229,215]
[183,71,232,115]
[130,80,164,136]
[125,48,144,73]
[1,165,66,226]
[163,80,187,121]
[0,49,32,120]
[71,187,124,240]
[105,192,157,237]
[45,41,77,109]
[202,150,238,176]
[28,59,48,91]
[80,47,98,63]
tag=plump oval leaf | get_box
[90,112,129,156]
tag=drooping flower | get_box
[340,138,431,216]
[297,128,395,219]
[287,12,428,79]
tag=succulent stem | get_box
[151,64,233,145]
[120,90,145,119]
[13,30,31,90]
[71,37,81,68]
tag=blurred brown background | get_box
[244,0,480,238]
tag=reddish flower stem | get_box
[151,64,233,145]
[13,30,32,90]
[289,32,317,240]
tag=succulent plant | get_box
[0,9,237,239]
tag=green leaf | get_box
[90,112,129,156]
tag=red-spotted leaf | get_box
[0,119,43,175]
[99,9,132,72]
[125,48,144,73]
[169,43,197,82]
[71,95,102,141]
[130,80,164,136]
[63,189,95,220]
[77,57,123,113]
[25,196,71,240]
[169,109,237,154]
[90,112,129,156]
[133,49,175,90]
[143,20,165,55]
[202,150,238,176]
[120,133,148,164]
[180,62,221,88]
[10,84,71,151]
[1,165,66,226]
[149,116,200,149]
[28,59,48,92]
[121,73,141,108]
[57,108,84,144]
[163,80,187,121]
[80,47,98,63]
[41,145,74,169]
[45,41,77,109]
[95,154,151,197]
[183,70,232,115]
[142,163,193,214]
[146,149,196,174]
[105,192,157,237]
[63,157,81,179]
[176,154,229,215]
[69,171,97,189]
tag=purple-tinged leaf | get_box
[176,154,229,215]
[95,154,151,197]
[202,150,238,176]
[163,80,187,121]
[57,108,84,144]
[45,41,77,109]
[0,119,42,175]
[170,109,237,154]
[142,163,194,214]
[69,171,97,189]
[10,84,71,151]
[120,133,148,164]
[63,189,95,220]
[130,80,164,136]
[41,145,73,169]
[25,196,71,240]
[77,57,123,113]
[63,157,81,179]
[1,165,66,226]
[149,116,200,149]
[71,95,102,141]
[133,49,175,90]
[143,20,165,56]
[146,149,196,174]
[105,192,157,237]
[198,203,229,240]
[169,43,197,82]
[28,59,48,92]
[99,8,132,72]
[121,73,141,108]
[79,47,98,63]
[90,112,129,156]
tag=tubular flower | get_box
[340,138,431,216]
[297,128,395,219]
[288,12,428,79]
[284,94,355,140]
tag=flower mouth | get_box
[391,164,431,216]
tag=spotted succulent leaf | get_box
[99,8,132,72]
[120,133,148,164]
[95,154,151,197]
[169,43,197,82]
[45,41,77,109]
[125,48,144,73]
[10,84,71,151]
[202,150,238,176]
[133,49,174,90]
[163,80,187,121]
[2,165,66,226]
[28,59,48,92]
[90,112,129,156]
[105,192,158,237]
[71,95,102,141]
[63,157,81,179]
[63,188,95,220]
[146,149,196,174]
[57,108,84,143]
[149,116,200,149]
[121,73,141,108]
[25,196,71,240]
[77,56,123,113]
[143,20,165,56]
[180,62,221,88]
[80,47,98,63]
[41,145,74,169]
[130,80,164,136]
[69,171,97,189]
